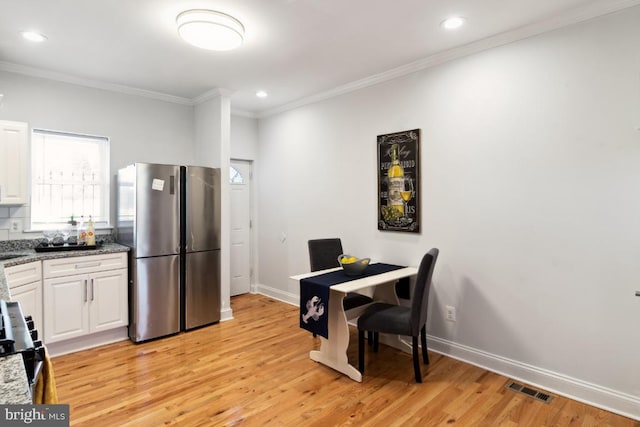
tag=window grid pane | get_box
[31,130,110,228]
[230,166,244,184]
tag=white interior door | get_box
[230,160,252,296]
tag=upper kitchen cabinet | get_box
[0,120,29,205]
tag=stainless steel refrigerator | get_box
[183,166,221,330]
[116,163,221,343]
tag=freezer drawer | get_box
[130,255,180,342]
[184,250,220,330]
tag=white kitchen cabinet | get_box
[43,253,128,344]
[90,269,128,333]
[0,120,29,205]
[5,261,43,332]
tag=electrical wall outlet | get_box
[445,305,457,322]
[11,220,20,232]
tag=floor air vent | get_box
[506,381,553,404]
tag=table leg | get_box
[309,291,362,382]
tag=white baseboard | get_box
[254,283,299,306]
[47,328,129,357]
[254,285,639,421]
[220,307,234,322]
[427,335,640,421]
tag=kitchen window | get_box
[30,129,110,229]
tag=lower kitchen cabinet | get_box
[43,253,128,344]
[10,281,42,329]
[90,269,128,333]
[5,261,43,332]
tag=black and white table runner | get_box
[299,263,407,338]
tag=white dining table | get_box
[290,265,418,382]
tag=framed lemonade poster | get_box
[377,129,420,233]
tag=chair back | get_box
[410,248,439,335]
[308,238,344,272]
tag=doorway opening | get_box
[230,159,253,296]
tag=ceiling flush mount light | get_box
[441,16,465,30]
[21,31,47,42]
[256,90,268,98]
[177,9,244,51]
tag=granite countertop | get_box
[0,242,130,404]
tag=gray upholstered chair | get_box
[307,238,374,311]
[357,248,439,383]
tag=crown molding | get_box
[0,61,193,105]
[231,108,259,119]
[2,0,639,118]
[0,59,258,118]
[195,89,259,118]
[192,87,236,105]
[258,0,640,118]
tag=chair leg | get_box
[412,335,422,383]
[373,332,379,352]
[358,330,365,374]
[421,325,429,364]
[367,331,373,346]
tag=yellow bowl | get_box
[338,254,370,276]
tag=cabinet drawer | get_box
[4,261,42,288]
[43,252,127,279]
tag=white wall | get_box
[0,70,194,236]
[231,114,258,160]
[194,99,221,168]
[256,7,640,419]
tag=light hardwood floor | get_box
[52,294,638,426]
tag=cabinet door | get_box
[11,281,43,333]
[44,274,89,343]
[0,121,28,205]
[89,268,128,333]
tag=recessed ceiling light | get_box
[441,16,465,30]
[176,9,244,51]
[21,31,47,43]
[256,91,268,98]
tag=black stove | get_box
[0,299,45,386]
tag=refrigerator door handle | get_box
[170,175,175,195]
